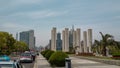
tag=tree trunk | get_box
[102,45,106,56]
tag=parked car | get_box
[19,53,33,63]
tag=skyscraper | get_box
[62,30,65,52]
[88,29,92,53]
[56,32,62,51]
[16,32,19,41]
[69,25,74,52]
[51,27,57,51]
[19,30,35,50]
[83,31,87,53]
[64,28,69,52]
[76,28,82,53]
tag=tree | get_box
[99,32,113,56]
[0,32,16,55]
[14,41,29,53]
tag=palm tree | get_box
[99,32,113,56]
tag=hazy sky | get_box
[0,0,120,47]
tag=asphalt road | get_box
[10,56,35,68]
[22,62,35,68]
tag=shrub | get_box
[45,50,54,60]
[41,51,45,55]
[112,51,120,60]
[49,51,69,67]
[65,52,75,54]
[78,53,94,56]
[41,49,50,57]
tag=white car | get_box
[0,55,23,68]
[19,53,33,63]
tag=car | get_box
[19,53,33,63]
[0,55,23,68]
[30,51,36,61]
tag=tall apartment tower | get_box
[69,25,74,48]
[51,27,57,51]
[29,30,35,50]
[83,31,87,53]
[64,28,69,52]
[62,30,65,52]
[16,32,19,41]
[73,31,76,48]
[88,29,92,53]
[76,28,82,53]
[20,30,35,50]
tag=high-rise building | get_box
[62,30,65,52]
[73,31,76,48]
[51,27,57,51]
[16,32,19,41]
[19,30,35,50]
[76,28,82,53]
[88,29,92,53]
[56,32,62,51]
[64,28,69,52]
[83,31,87,53]
[62,28,69,52]
[69,25,74,51]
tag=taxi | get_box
[0,55,23,68]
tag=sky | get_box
[0,0,120,47]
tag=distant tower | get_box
[69,25,74,51]
[73,31,76,48]
[56,32,62,51]
[64,28,69,52]
[62,30,65,52]
[83,31,87,53]
[63,28,69,52]
[88,29,92,53]
[51,27,57,51]
[76,28,82,53]
[16,32,18,41]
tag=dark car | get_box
[30,51,36,61]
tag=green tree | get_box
[14,41,29,53]
[99,32,113,56]
[0,32,15,55]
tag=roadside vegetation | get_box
[0,31,29,55]
[41,50,69,67]
[92,32,120,59]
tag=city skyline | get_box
[0,0,120,46]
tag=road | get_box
[10,56,35,68]
[22,62,35,68]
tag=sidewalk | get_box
[34,54,52,68]
[70,56,120,68]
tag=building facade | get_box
[51,27,57,51]
[56,32,62,51]
[19,30,35,50]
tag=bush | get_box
[65,52,75,54]
[49,51,69,67]
[41,51,45,55]
[45,50,54,60]
[112,51,120,60]
[78,53,94,56]
[41,50,51,57]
